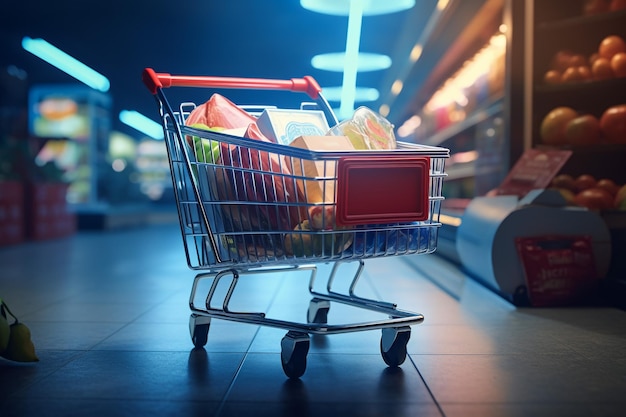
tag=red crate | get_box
[24,182,76,241]
[0,181,25,246]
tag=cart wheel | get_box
[307,298,330,324]
[380,326,411,367]
[189,314,211,348]
[280,331,310,378]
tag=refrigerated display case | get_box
[390,0,525,265]
[531,0,626,183]
[529,0,626,306]
[28,85,111,207]
[392,0,626,306]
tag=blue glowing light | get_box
[339,0,364,117]
[119,110,164,140]
[301,0,415,16]
[22,37,110,92]
[311,52,392,72]
[322,86,379,102]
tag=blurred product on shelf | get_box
[543,35,626,84]
[539,103,626,146]
[549,173,626,210]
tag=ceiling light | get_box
[301,0,415,16]
[312,52,392,72]
[391,80,404,96]
[322,86,379,102]
[119,110,164,140]
[339,0,364,117]
[410,44,423,62]
[437,0,450,11]
[22,37,110,92]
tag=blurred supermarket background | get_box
[1,0,625,307]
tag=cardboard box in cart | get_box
[257,109,330,146]
[287,135,355,203]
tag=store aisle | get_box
[1,222,625,417]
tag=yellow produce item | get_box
[0,314,9,354]
[1,298,12,354]
[1,322,39,363]
[0,298,39,363]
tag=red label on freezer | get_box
[515,235,598,307]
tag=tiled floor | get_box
[1,220,625,417]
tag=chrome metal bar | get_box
[320,260,398,310]
[309,290,406,317]
[346,260,364,297]
[189,305,423,335]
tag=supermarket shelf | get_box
[423,97,504,147]
[536,8,626,32]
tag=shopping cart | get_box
[142,68,449,378]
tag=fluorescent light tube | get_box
[339,0,364,117]
[312,52,391,72]
[301,0,415,16]
[119,110,164,140]
[322,86,379,102]
[22,37,110,92]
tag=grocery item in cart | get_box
[349,225,431,257]
[256,108,330,145]
[284,205,354,257]
[183,94,305,233]
[287,135,355,203]
[185,93,256,138]
[220,122,307,231]
[327,106,397,150]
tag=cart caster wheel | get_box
[281,331,310,378]
[189,314,211,348]
[380,326,411,367]
[307,298,330,324]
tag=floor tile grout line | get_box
[408,353,447,417]
[213,325,262,416]
[213,268,288,415]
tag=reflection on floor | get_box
[1,222,625,417]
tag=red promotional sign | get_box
[515,235,598,307]
[495,149,572,198]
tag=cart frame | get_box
[143,68,449,378]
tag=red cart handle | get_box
[143,68,321,99]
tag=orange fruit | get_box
[598,35,626,60]
[540,107,578,145]
[551,50,574,71]
[596,178,620,196]
[592,57,615,79]
[578,65,592,80]
[610,52,626,77]
[600,104,626,144]
[569,54,588,67]
[544,70,562,84]
[574,174,597,192]
[564,114,602,145]
[562,66,585,82]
